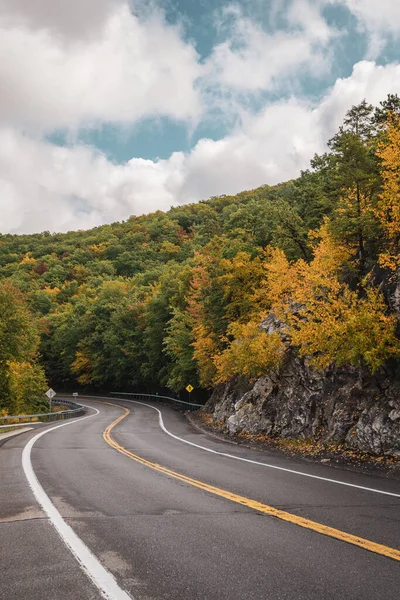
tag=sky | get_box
[1,0,400,234]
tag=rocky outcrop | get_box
[206,355,400,456]
[205,273,400,457]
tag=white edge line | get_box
[21,405,133,600]
[92,396,400,499]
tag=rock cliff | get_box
[204,272,400,457]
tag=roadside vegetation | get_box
[0,97,399,413]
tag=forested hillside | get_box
[1,97,399,417]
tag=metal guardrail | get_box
[0,423,43,429]
[0,398,85,424]
[109,392,203,410]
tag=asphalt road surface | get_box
[1,396,399,600]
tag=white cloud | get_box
[287,0,332,43]
[1,1,399,235]
[5,60,400,235]
[323,0,400,56]
[0,129,185,233]
[340,1,400,34]
[204,2,333,93]
[179,100,323,201]
[0,0,337,138]
[0,3,202,132]
[0,0,123,38]
[316,61,400,135]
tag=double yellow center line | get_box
[103,402,400,562]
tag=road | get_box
[1,396,399,600]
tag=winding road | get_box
[1,396,399,600]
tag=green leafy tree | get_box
[312,102,380,277]
[0,281,47,413]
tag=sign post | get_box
[185,384,194,403]
[45,388,56,412]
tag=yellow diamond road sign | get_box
[186,384,194,393]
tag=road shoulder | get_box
[187,410,400,481]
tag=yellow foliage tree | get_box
[217,252,265,321]
[213,320,286,384]
[43,286,60,296]
[89,243,107,255]
[375,120,400,270]
[160,241,180,255]
[20,252,37,265]
[188,244,269,386]
[257,247,294,308]
[7,361,48,415]
[71,350,93,385]
[263,223,399,373]
[289,284,399,372]
[192,324,220,388]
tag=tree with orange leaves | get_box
[375,119,400,270]
[264,223,399,373]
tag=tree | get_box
[0,282,47,413]
[164,308,198,391]
[375,119,400,270]
[312,101,380,277]
[140,263,192,385]
[269,199,311,261]
[265,224,399,373]
[343,99,374,140]
[374,94,400,127]
[213,321,285,383]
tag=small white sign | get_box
[73,392,78,397]
[45,388,56,400]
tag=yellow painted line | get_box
[103,402,400,562]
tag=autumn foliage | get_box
[0,97,399,409]
[375,120,400,270]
